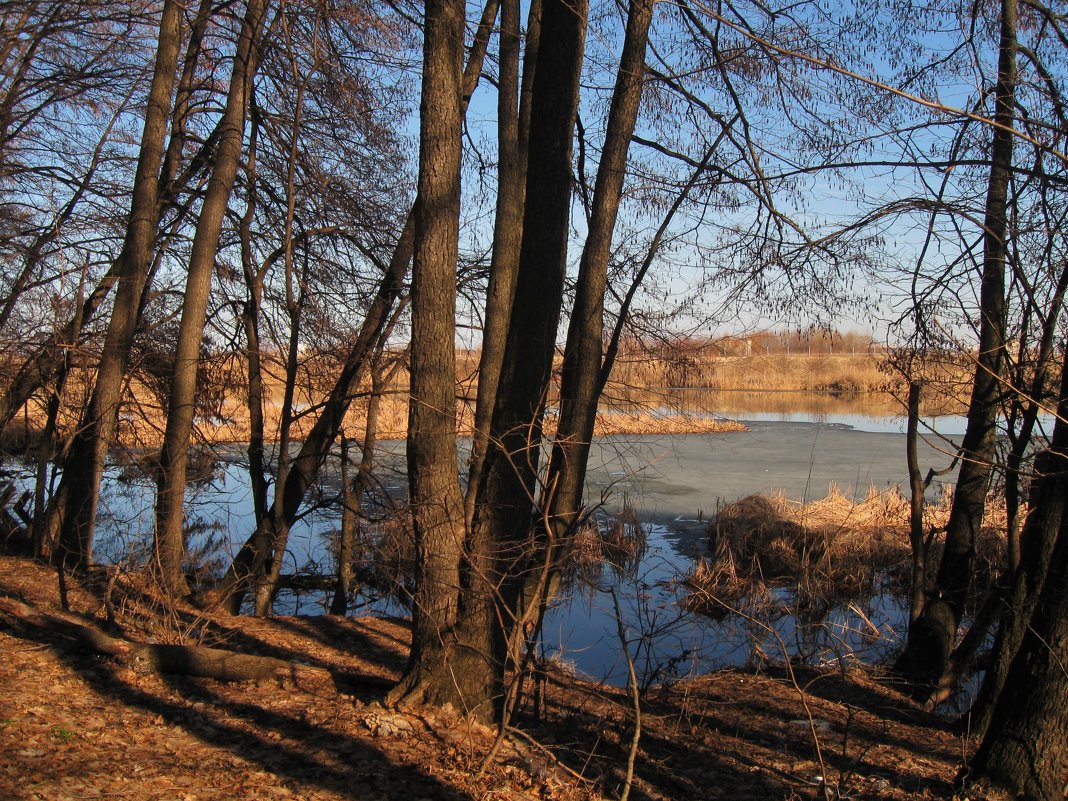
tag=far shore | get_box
[4,349,973,452]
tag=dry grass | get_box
[560,506,648,589]
[2,345,969,454]
[5,359,746,455]
[686,484,1008,615]
[610,352,895,393]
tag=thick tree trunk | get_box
[205,0,501,615]
[153,0,266,597]
[967,497,1068,800]
[460,0,589,715]
[896,0,1014,695]
[387,0,476,714]
[1002,261,1068,577]
[51,0,184,569]
[969,339,1068,733]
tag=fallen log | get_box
[0,596,393,689]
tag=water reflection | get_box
[7,393,971,688]
[601,387,973,436]
[541,521,908,688]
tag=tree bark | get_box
[386,0,476,715]
[464,0,528,529]
[896,0,1014,695]
[205,0,502,615]
[969,335,1068,733]
[905,381,929,627]
[1002,260,1068,577]
[51,0,184,570]
[153,0,267,597]
[331,434,359,616]
[546,0,653,534]
[459,0,589,715]
[966,488,1068,800]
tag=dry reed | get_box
[686,484,1009,616]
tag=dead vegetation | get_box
[0,552,990,801]
[686,484,1008,615]
[4,342,954,457]
[559,506,649,589]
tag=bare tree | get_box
[152,0,267,596]
[48,0,185,569]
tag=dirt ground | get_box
[0,554,995,801]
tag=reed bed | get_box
[5,344,970,453]
[560,506,648,588]
[686,484,1008,617]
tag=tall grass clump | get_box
[685,484,1008,618]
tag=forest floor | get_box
[0,554,1000,801]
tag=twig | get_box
[610,588,642,801]
[504,725,599,786]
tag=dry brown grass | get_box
[611,352,893,393]
[686,484,1008,615]
[3,345,970,453]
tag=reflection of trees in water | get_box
[684,485,1008,672]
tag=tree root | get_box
[0,596,393,690]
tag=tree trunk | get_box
[332,435,358,616]
[0,0,216,435]
[386,0,475,714]
[1002,260,1068,577]
[457,0,589,716]
[0,597,391,689]
[546,0,653,533]
[238,111,269,530]
[153,0,266,597]
[464,0,528,530]
[51,0,184,569]
[250,16,319,617]
[205,0,502,615]
[905,381,929,626]
[966,491,1068,800]
[896,0,1014,695]
[969,336,1068,733]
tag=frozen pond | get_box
[542,414,966,684]
[12,405,972,685]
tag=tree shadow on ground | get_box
[4,620,470,801]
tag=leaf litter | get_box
[0,554,997,800]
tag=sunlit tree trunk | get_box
[457,0,589,716]
[386,0,471,712]
[967,389,1068,800]
[546,0,653,538]
[969,330,1068,734]
[464,0,534,528]
[153,0,267,597]
[50,0,184,569]
[896,0,1014,697]
[206,0,501,615]
[0,0,215,434]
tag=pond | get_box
[539,411,967,685]
[10,395,974,688]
